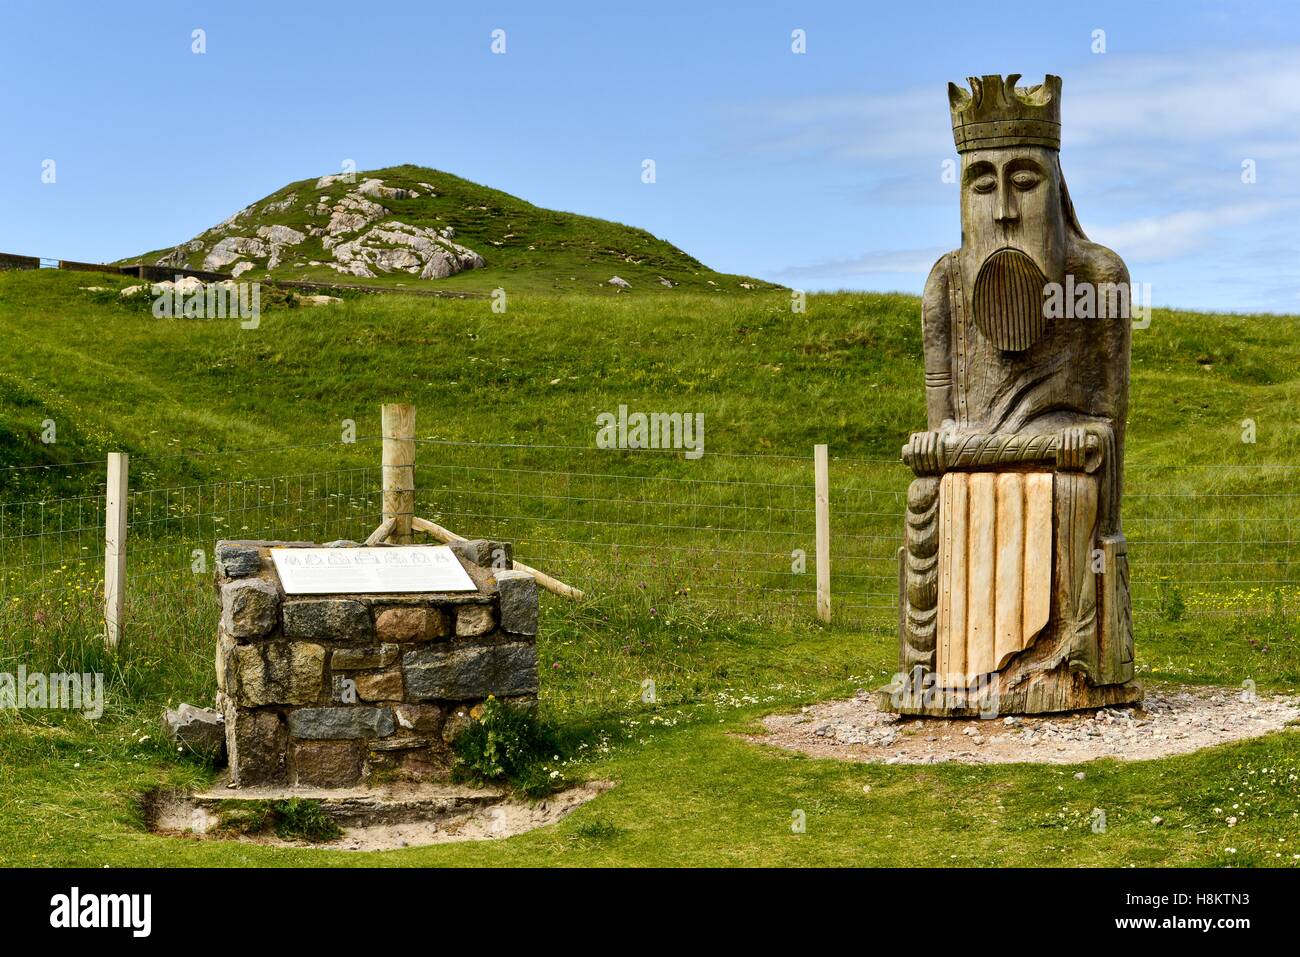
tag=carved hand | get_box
[903,429,947,476]
[1055,426,1090,471]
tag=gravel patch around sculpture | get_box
[748,685,1300,765]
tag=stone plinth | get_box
[213,538,539,787]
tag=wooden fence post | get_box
[382,403,416,544]
[815,443,831,623]
[104,452,129,649]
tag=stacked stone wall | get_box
[213,538,538,787]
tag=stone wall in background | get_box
[213,538,539,787]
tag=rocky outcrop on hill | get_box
[157,175,486,282]
[333,221,485,280]
[205,236,269,270]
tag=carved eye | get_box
[1011,170,1042,191]
[971,174,997,194]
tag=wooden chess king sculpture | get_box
[883,74,1142,715]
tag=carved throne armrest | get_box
[901,428,1103,477]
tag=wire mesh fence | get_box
[415,440,833,624]
[405,443,1300,629]
[0,442,384,664]
[1124,462,1300,617]
[3,439,1300,661]
[120,463,386,646]
[0,458,111,656]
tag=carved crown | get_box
[949,74,1061,153]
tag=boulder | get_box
[255,224,305,245]
[215,541,262,579]
[169,276,206,295]
[495,569,539,636]
[220,578,280,639]
[356,178,420,200]
[334,220,485,280]
[162,703,226,761]
[262,193,297,214]
[203,236,268,271]
[451,539,512,568]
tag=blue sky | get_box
[3,0,1298,312]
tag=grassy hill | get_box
[120,164,778,296]
[1,268,1298,867]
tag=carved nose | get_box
[995,190,1019,224]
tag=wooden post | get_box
[382,403,415,545]
[104,452,129,649]
[412,515,586,601]
[814,443,831,623]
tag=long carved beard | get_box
[971,247,1052,352]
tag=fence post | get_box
[382,403,416,544]
[104,452,129,649]
[814,443,831,623]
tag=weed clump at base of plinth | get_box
[216,797,342,843]
[451,695,565,799]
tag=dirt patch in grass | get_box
[143,779,614,851]
[748,685,1300,765]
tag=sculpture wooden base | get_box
[876,668,1143,718]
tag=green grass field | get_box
[0,267,1297,866]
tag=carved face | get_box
[959,146,1066,351]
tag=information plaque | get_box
[269,545,477,595]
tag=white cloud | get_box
[739,47,1300,166]
[1065,49,1300,147]
[734,87,946,163]
[773,247,947,279]
[1086,201,1291,262]
[735,46,1300,308]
